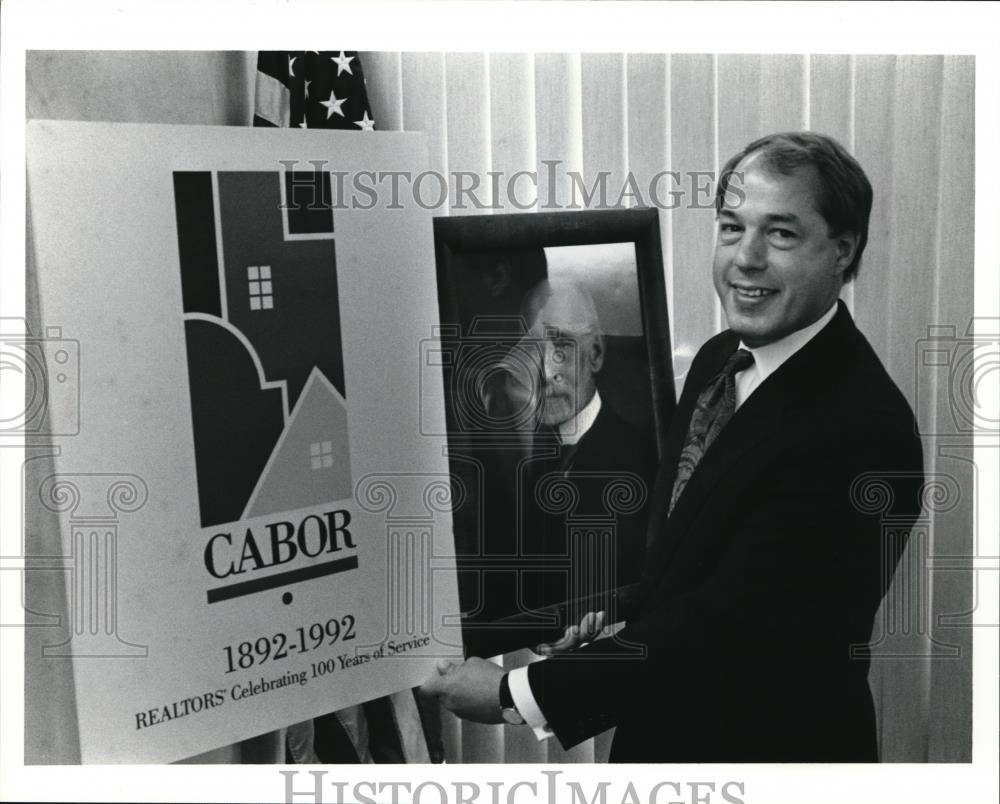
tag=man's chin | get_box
[725,307,779,348]
[539,402,573,428]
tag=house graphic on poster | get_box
[242,367,352,519]
[173,169,351,528]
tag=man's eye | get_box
[771,228,797,240]
[718,224,742,242]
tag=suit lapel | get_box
[638,332,737,580]
[638,302,855,599]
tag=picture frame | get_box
[431,208,675,657]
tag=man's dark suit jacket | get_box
[465,399,657,638]
[526,301,924,762]
[520,402,659,614]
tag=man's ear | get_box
[833,231,859,276]
[589,333,605,373]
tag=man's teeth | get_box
[734,286,776,297]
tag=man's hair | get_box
[714,131,874,282]
[521,277,603,338]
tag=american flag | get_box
[254,50,375,131]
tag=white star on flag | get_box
[304,79,311,100]
[331,51,354,76]
[320,90,347,119]
[288,55,296,78]
[299,120,308,129]
[355,111,375,131]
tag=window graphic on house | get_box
[172,169,350,528]
[248,265,274,310]
[311,440,333,470]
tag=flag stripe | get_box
[391,689,433,763]
[254,70,291,127]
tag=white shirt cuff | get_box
[508,666,553,741]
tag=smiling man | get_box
[714,139,868,347]
[423,132,925,763]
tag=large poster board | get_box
[24,120,462,763]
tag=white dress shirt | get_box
[559,389,602,445]
[508,301,841,740]
[734,302,838,410]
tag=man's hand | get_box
[534,611,606,656]
[420,657,505,724]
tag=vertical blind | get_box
[24,50,974,763]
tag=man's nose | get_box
[542,342,564,381]
[734,229,766,272]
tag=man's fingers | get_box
[575,610,606,641]
[538,624,586,655]
[554,625,580,649]
[421,670,445,697]
[436,658,461,675]
[535,625,576,656]
[533,612,608,656]
[422,658,461,695]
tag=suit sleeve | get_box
[526,411,924,749]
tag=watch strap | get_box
[499,672,515,709]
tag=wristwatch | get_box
[499,672,525,725]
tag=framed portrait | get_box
[431,209,675,657]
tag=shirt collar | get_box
[739,301,839,383]
[558,389,602,445]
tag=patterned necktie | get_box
[668,348,754,515]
